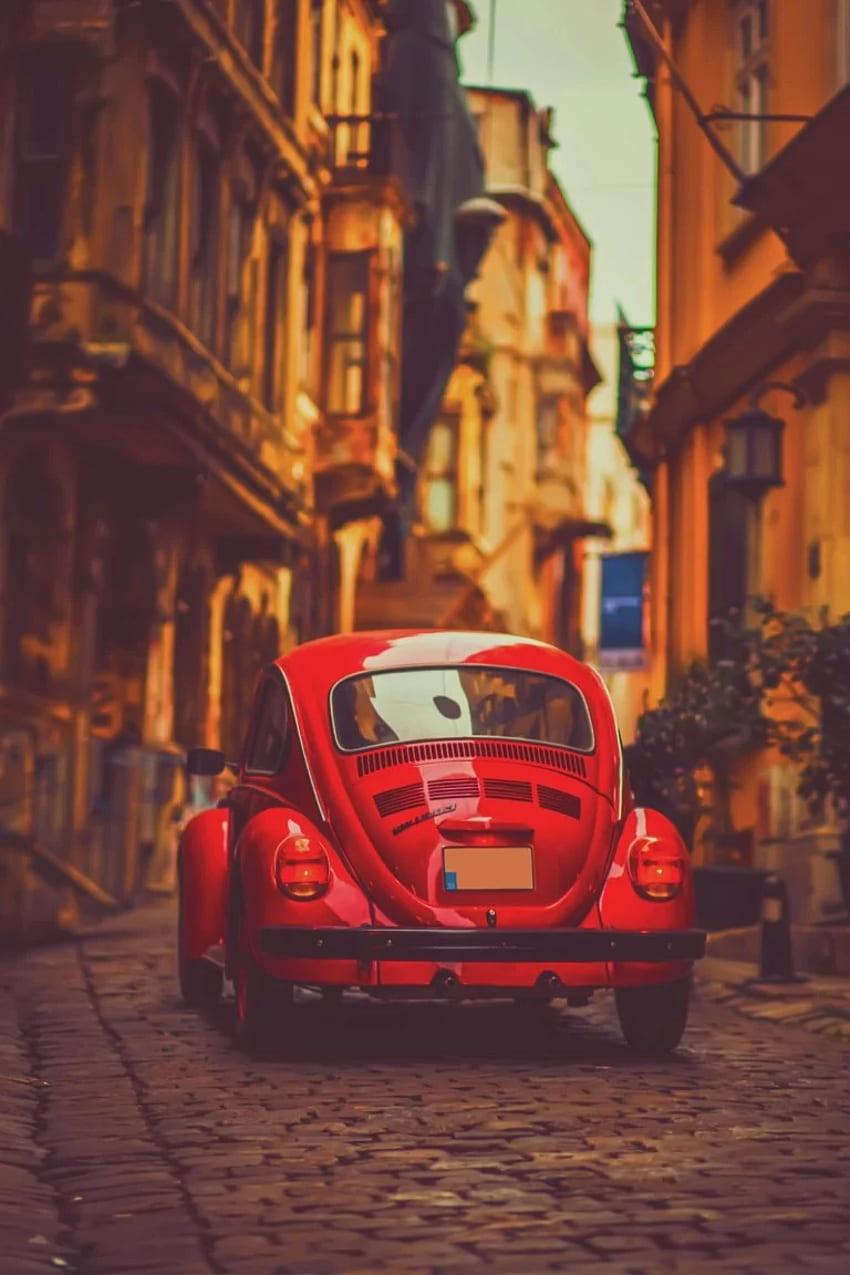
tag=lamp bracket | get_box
[749,381,807,413]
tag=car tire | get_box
[614,976,691,1055]
[179,956,224,1009]
[234,954,295,1053]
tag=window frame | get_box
[328,664,597,756]
[142,75,182,309]
[272,0,299,118]
[421,410,461,533]
[244,675,291,777]
[324,249,372,417]
[310,0,324,107]
[224,181,258,376]
[12,46,74,263]
[236,0,267,71]
[263,230,288,411]
[188,111,222,351]
[733,0,771,176]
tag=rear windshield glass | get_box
[330,666,594,753]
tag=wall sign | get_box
[599,551,648,671]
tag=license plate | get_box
[443,845,534,892]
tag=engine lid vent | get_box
[428,777,481,800]
[537,784,582,820]
[355,739,588,778]
[374,783,427,817]
[483,778,534,803]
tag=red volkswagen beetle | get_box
[178,630,705,1054]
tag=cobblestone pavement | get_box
[699,955,850,1041]
[2,901,849,1275]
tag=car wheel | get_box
[234,953,295,1053]
[614,976,691,1055]
[179,956,224,1009]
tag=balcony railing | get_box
[616,318,655,485]
[616,322,654,437]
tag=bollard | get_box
[758,873,797,983]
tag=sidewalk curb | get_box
[696,955,850,1040]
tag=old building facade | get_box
[0,0,491,934]
[1,0,487,934]
[357,86,604,643]
[623,0,850,914]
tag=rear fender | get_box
[599,807,695,931]
[235,807,372,960]
[178,807,229,961]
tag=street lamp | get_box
[723,381,806,496]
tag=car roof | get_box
[276,630,602,699]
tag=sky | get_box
[457,0,657,330]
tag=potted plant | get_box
[625,629,773,928]
[752,601,850,914]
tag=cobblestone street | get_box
[2,901,849,1275]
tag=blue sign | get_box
[599,552,647,669]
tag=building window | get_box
[301,234,317,390]
[237,0,266,70]
[310,0,324,107]
[272,1,298,118]
[325,251,370,415]
[263,235,287,411]
[142,80,181,309]
[350,49,361,113]
[734,0,770,175]
[13,48,73,262]
[536,396,559,479]
[422,414,460,533]
[224,190,257,376]
[189,124,221,351]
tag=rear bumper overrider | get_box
[259,926,707,963]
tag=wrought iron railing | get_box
[616,319,655,443]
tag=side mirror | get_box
[186,747,226,777]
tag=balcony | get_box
[616,319,655,486]
[325,114,400,180]
[22,271,306,531]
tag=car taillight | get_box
[275,835,330,901]
[627,836,684,901]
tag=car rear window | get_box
[330,666,594,753]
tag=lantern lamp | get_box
[723,406,785,495]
